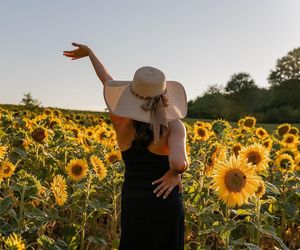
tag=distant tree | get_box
[268,47,300,86]
[205,84,223,95]
[20,92,42,107]
[225,72,257,95]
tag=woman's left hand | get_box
[152,169,183,199]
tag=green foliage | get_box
[268,47,300,86]
[20,92,42,108]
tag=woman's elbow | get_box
[169,159,189,173]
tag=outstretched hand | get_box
[152,169,183,199]
[63,42,91,60]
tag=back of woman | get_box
[63,43,189,250]
[119,119,187,250]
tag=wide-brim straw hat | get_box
[103,66,187,143]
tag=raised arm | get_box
[63,42,125,127]
[63,42,112,85]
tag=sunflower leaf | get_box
[265,181,280,195]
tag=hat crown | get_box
[132,66,166,97]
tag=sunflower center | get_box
[224,169,246,192]
[259,130,265,136]
[278,126,289,136]
[280,159,291,170]
[31,128,46,143]
[3,166,10,174]
[247,151,262,165]
[197,128,205,137]
[71,164,83,176]
[285,136,294,144]
[244,119,254,127]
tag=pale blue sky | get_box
[0,1,299,111]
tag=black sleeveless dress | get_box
[119,140,185,250]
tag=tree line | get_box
[187,47,300,123]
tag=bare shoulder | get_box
[168,119,187,136]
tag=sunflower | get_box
[238,143,270,172]
[205,145,227,175]
[0,144,8,160]
[43,108,53,116]
[255,127,269,140]
[243,116,256,128]
[276,123,291,137]
[50,174,68,206]
[237,118,245,127]
[90,155,107,180]
[289,126,299,135]
[3,232,26,250]
[211,154,260,207]
[255,178,266,199]
[211,119,231,136]
[30,126,49,143]
[1,160,16,178]
[195,121,212,131]
[52,109,61,117]
[276,147,299,160]
[274,153,295,172]
[193,125,211,141]
[262,138,273,151]
[105,150,122,164]
[94,127,110,143]
[65,159,88,181]
[85,128,95,139]
[281,133,298,148]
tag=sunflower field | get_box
[0,106,299,250]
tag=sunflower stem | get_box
[18,184,26,228]
[80,172,91,250]
[225,206,230,250]
[254,196,261,246]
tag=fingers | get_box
[153,182,165,193]
[156,185,173,199]
[162,186,173,199]
[152,177,163,185]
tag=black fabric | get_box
[119,140,185,250]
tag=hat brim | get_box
[103,80,187,123]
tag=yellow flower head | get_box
[276,123,291,137]
[4,232,26,250]
[50,174,68,206]
[281,133,299,148]
[211,154,260,208]
[193,125,211,141]
[1,160,16,178]
[289,126,299,135]
[65,159,88,181]
[255,127,269,140]
[276,147,299,160]
[90,155,107,180]
[243,116,256,128]
[238,143,270,172]
[262,138,273,151]
[274,153,295,172]
[255,178,266,199]
[0,144,8,161]
[30,126,49,143]
[94,127,111,144]
[105,150,122,164]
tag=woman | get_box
[63,42,189,250]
